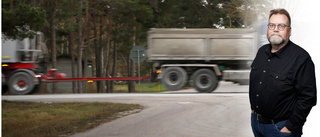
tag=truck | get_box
[2,32,48,95]
[147,28,258,93]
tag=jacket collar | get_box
[265,40,291,58]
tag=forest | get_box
[2,0,276,93]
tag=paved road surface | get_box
[2,81,253,137]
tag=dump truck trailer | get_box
[147,28,258,92]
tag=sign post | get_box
[130,46,146,92]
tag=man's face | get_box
[267,14,291,46]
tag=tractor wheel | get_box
[8,72,35,95]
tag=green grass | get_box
[114,82,169,93]
[2,100,142,137]
[85,81,169,93]
[85,81,193,93]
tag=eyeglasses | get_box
[267,23,290,31]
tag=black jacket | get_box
[249,40,317,131]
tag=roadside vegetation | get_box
[2,100,142,137]
[115,82,169,93]
[86,82,192,93]
[84,82,167,93]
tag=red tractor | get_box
[2,32,149,95]
[2,32,48,95]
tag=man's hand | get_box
[280,127,291,133]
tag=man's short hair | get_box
[269,9,291,26]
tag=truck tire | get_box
[193,69,219,93]
[162,67,188,90]
[8,72,35,95]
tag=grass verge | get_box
[113,82,192,93]
[114,82,169,93]
[2,100,142,137]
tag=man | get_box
[249,9,317,137]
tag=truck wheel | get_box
[8,72,35,95]
[193,69,219,93]
[162,67,188,90]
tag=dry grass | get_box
[2,100,142,137]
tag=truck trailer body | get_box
[147,28,258,92]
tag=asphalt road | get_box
[2,81,253,137]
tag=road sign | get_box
[130,46,146,62]
[130,46,146,93]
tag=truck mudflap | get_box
[222,70,250,85]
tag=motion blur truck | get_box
[2,32,149,95]
[147,28,258,93]
[2,32,48,95]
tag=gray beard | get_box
[269,35,284,46]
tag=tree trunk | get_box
[77,0,83,93]
[68,1,77,93]
[92,12,102,93]
[10,0,13,11]
[98,12,105,92]
[103,6,113,93]
[128,13,136,93]
[127,56,134,93]
[82,0,90,93]
[50,0,58,93]
[110,41,117,93]
[69,32,76,93]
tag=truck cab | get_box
[2,32,48,94]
